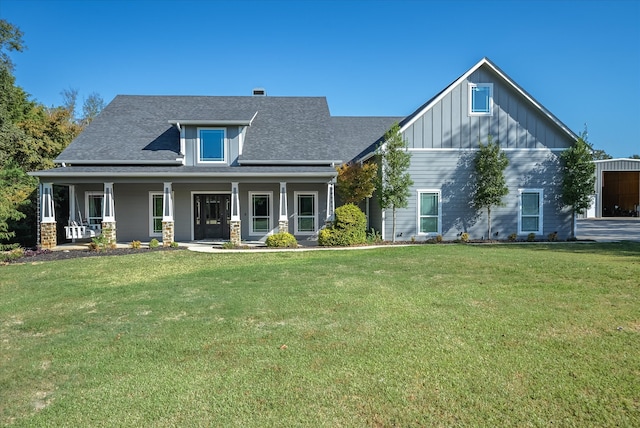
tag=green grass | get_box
[1,243,639,427]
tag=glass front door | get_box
[194,194,230,240]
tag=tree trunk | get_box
[392,206,397,243]
[571,209,576,239]
[487,206,492,240]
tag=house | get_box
[31,58,578,248]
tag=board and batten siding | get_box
[184,125,241,166]
[383,150,572,241]
[404,67,571,151]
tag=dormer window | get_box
[197,128,226,163]
[469,83,493,116]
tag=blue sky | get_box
[1,0,638,158]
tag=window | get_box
[295,192,317,234]
[150,193,163,236]
[197,128,226,163]
[469,83,493,116]
[519,189,543,234]
[85,192,103,225]
[417,190,441,235]
[249,192,272,234]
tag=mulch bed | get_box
[5,246,185,264]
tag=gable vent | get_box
[252,88,266,96]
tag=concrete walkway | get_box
[576,218,640,242]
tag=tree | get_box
[0,19,25,70]
[81,92,105,125]
[336,161,377,205]
[473,136,509,239]
[561,132,595,239]
[376,122,413,242]
[592,148,612,160]
[630,154,640,159]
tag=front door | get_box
[194,194,230,240]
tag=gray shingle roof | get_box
[57,95,342,164]
[330,116,403,162]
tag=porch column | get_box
[40,183,57,249]
[69,185,76,223]
[230,182,241,246]
[326,181,335,226]
[278,182,288,233]
[101,182,116,243]
[162,182,174,246]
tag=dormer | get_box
[168,114,257,167]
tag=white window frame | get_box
[518,189,544,235]
[416,189,442,236]
[249,191,273,235]
[196,127,227,164]
[294,191,318,235]
[149,192,170,237]
[468,83,493,116]
[85,191,104,226]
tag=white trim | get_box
[279,182,288,222]
[149,192,163,237]
[248,191,274,236]
[468,83,493,116]
[416,189,442,236]
[41,183,56,223]
[102,182,115,222]
[179,126,185,156]
[406,147,568,152]
[85,191,104,226]
[162,182,173,222]
[399,58,579,141]
[518,188,544,235]
[294,191,318,235]
[196,127,227,165]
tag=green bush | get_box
[170,241,179,248]
[149,238,160,249]
[1,248,24,262]
[265,232,298,248]
[460,232,470,243]
[130,240,142,249]
[508,233,518,242]
[318,204,366,246]
[527,233,536,242]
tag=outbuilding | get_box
[592,159,640,217]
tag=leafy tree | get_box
[336,161,377,205]
[0,160,35,247]
[81,92,105,124]
[473,136,509,239]
[0,19,24,70]
[630,154,640,159]
[561,132,595,238]
[376,122,413,242]
[592,148,612,160]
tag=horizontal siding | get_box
[384,150,572,241]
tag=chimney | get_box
[252,88,266,96]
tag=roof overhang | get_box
[168,111,258,127]
[238,159,342,166]
[54,159,184,165]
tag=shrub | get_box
[548,231,558,242]
[149,238,160,249]
[436,234,443,243]
[527,233,536,242]
[460,232,470,243]
[170,241,179,248]
[1,248,24,262]
[318,204,367,246]
[366,228,383,244]
[130,240,142,249]
[90,234,110,252]
[508,233,518,242]
[265,232,298,248]
[222,241,237,249]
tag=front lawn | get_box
[1,243,639,426]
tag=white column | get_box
[230,182,240,221]
[326,181,335,222]
[162,182,174,221]
[41,183,55,223]
[103,182,115,222]
[279,182,288,222]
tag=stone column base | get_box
[101,221,117,243]
[278,220,289,234]
[40,222,57,249]
[162,221,174,247]
[230,220,241,246]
